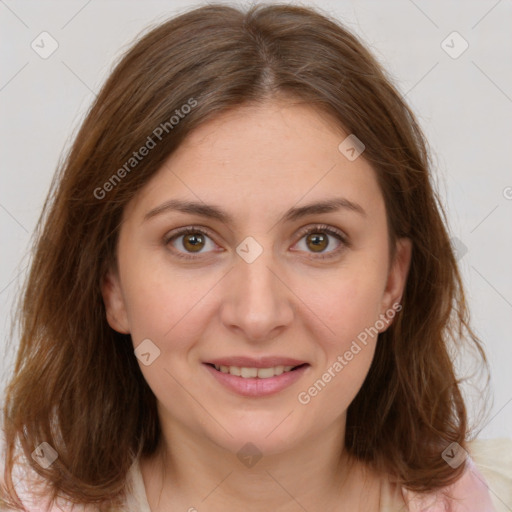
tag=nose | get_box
[219,248,295,343]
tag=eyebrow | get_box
[143,197,366,224]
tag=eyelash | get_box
[163,224,349,261]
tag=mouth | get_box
[202,358,310,397]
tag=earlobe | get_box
[100,268,131,334]
[379,237,412,329]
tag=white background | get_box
[1,0,511,439]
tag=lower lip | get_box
[203,364,309,397]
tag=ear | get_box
[100,267,130,334]
[379,237,412,329]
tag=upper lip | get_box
[205,356,308,368]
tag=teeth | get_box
[241,367,258,378]
[213,364,298,379]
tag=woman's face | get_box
[102,98,411,456]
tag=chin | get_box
[202,413,305,458]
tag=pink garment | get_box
[402,456,496,511]
[6,452,498,511]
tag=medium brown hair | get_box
[1,3,491,510]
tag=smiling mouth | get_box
[205,363,308,379]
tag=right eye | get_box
[164,226,221,259]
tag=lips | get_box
[205,356,307,368]
[202,356,310,397]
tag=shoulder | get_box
[1,438,133,512]
[123,457,152,512]
[0,446,100,512]
[401,438,512,512]
[467,437,512,511]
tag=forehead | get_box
[124,98,385,224]
[176,98,348,167]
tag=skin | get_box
[101,97,412,511]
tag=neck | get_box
[140,418,381,511]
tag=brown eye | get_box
[306,232,329,252]
[164,226,219,259]
[182,232,205,252]
[293,224,348,259]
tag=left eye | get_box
[164,224,347,260]
[292,224,346,258]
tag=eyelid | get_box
[294,223,348,244]
[164,224,217,242]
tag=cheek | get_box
[297,276,381,414]
[124,278,204,348]
[117,245,189,344]
[321,280,381,375]
[300,263,387,344]
[293,259,386,405]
